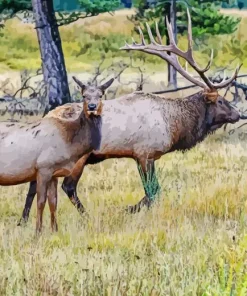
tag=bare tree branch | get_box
[0,68,48,121]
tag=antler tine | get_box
[155,21,163,45]
[201,49,214,73]
[165,15,176,46]
[145,22,159,45]
[138,26,146,46]
[186,8,193,55]
[185,61,188,72]
[185,8,212,75]
[121,41,130,49]
[179,8,214,86]
[222,69,226,83]
[172,8,216,89]
[213,63,243,89]
[169,52,209,89]
[119,7,239,92]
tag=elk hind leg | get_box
[47,177,58,232]
[18,180,37,226]
[127,158,160,214]
[36,169,52,234]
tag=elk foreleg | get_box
[127,158,160,213]
[61,153,91,215]
[36,169,52,234]
[47,177,58,232]
[17,181,37,226]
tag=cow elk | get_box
[19,9,242,224]
[0,78,114,234]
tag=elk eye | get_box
[219,100,223,105]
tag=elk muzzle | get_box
[83,101,103,117]
[88,104,96,111]
[228,105,240,123]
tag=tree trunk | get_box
[32,0,71,112]
[166,0,177,88]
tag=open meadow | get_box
[1,121,247,295]
[1,6,247,296]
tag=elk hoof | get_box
[77,210,90,223]
[17,218,28,227]
[78,206,86,217]
[125,196,152,214]
[125,204,142,214]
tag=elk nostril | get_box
[88,104,97,111]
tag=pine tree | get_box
[130,0,241,87]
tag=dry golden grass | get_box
[1,124,247,294]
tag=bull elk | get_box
[0,78,114,233]
[19,9,242,224]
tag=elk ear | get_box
[99,78,114,92]
[72,76,86,91]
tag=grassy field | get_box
[1,125,247,295]
[2,7,247,296]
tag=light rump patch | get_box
[44,105,88,144]
[45,103,82,121]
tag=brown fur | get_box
[171,119,181,145]
[53,168,73,178]
[45,104,82,121]
[17,78,112,233]
[45,104,86,142]
[46,116,82,143]
[70,153,91,179]
[0,97,101,234]
[46,103,82,119]
[0,169,37,185]
[96,100,103,116]
[83,101,90,119]
[47,178,58,232]
[203,91,218,103]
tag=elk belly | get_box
[0,169,36,185]
[0,141,37,185]
[0,136,39,184]
[0,153,37,185]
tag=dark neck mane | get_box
[165,91,212,152]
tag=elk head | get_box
[72,76,114,118]
[205,95,240,132]
[120,8,242,130]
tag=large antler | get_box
[120,8,242,96]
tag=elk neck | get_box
[72,111,102,152]
[166,91,212,152]
[49,109,102,153]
